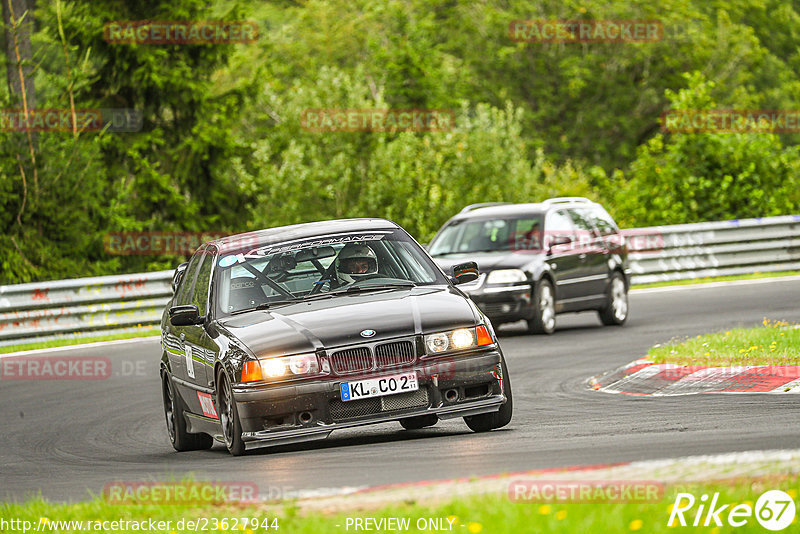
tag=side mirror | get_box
[171,262,189,293]
[452,261,480,285]
[169,304,203,326]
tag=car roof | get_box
[452,202,548,219]
[451,198,600,221]
[207,218,401,253]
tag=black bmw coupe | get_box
[160,218,512,455]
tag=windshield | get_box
[429,216,544,256]
[214,229,447,315]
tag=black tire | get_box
[217,371,246,456]
[464,356,513,432]
[598,271,628,326]
[526,278,556,335]
[162,373,213,452]
[399,414,438,430]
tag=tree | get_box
[2,0,36,108]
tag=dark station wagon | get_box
[428,198,630,334]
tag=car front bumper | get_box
[464,284,533,324]
[231,349,506,450]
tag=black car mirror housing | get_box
[169,304,204,326]
[452,261,480,285]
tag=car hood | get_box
[432,251,544,274]
[216,286,480,357]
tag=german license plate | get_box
[340,372,418,402]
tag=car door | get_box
[568,208,609,299]
[543,209,583,307]
[175,247,224,419]
[166,249,204,387]
[183,248,216,390]
[588,205,625,256]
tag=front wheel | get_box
[162,374,213,452]
[598,272,628,326]
[527,279,556,335]
[464,356,513,432]
[217,371,246,456]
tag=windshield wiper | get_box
[300,281,416,301]
[346,281,416,291]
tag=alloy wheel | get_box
[540,284,555,331]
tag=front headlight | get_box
[486,269,527,284]
[424,325,495,355]
[245,353,320,382]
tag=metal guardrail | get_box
[625,214,800,284]
[1,214,798,345]
[0,270,173,346]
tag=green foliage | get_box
[230,66,594,242]
[1,0,800,283]
[607,73,800,227]
[1,0,254,283]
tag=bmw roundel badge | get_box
[360,329,376,338]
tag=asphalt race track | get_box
[2,278,799,502]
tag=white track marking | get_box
[0,336,160,358]
[631,274,800,294]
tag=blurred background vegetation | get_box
[2,0,800,283]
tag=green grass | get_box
[0,329,160,355]
[649,319,800,366]
[1,476,798,533]
[632,270,800,289]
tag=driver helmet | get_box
[335,244,378,285]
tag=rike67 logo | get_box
[668,490,796,531]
